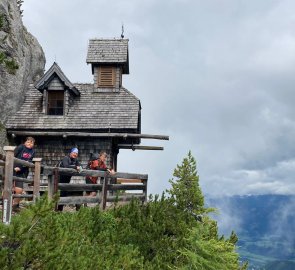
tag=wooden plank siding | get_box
[32,137,113,169]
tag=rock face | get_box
[0,0,45,152]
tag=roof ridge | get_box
[89,38,129,41]
[34,62,80,96]
[121,86,140,101]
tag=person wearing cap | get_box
[57,147,82,211]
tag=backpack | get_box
[56,156,69,167]
[56,159,63,167]
[86,153,99,169]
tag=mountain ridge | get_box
[207,194,295,268]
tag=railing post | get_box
[32,158,42,202]
[100,172,108,210]
[53,168,59,211]
[2,146,16,225]
[47,174,54,200]
[53,168,59,194]
[143,177,148,203]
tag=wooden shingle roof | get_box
[35,62,80,96]
[86,39,129,74]
[6,83,140,131]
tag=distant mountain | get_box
[265,260,295,270]
[207,194,295,268]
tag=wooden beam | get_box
[42,167,107,177]
[13,176,33,184]
[14,157,35,168]
[43,183,145,194]
[58,183,102,191]
[118,144,164,150]
[107,194,145,202]
[8,131,169,140]
[58,194,145,205]
[59,196,101,205]
[112,172,148,180]
[42,166,148,180]
[13,194,34,199]
[109,184,144,191]
[117,178,143,184]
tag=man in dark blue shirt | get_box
[57,147,82,211]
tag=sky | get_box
[21,0,295,197]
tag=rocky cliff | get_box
[0,0,45,152]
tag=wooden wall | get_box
[14,136,115,169]
[48,77,64,90]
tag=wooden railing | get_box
[0,146,148,224]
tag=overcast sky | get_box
[22,0,295,197]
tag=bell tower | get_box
[86,38,129,90]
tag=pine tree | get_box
[167,151,205,215]
[167,151,247,270]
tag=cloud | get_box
[269,196,295,253]
[207,196,243,236]
[206,158,295,197]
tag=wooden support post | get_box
[47,174,54,200]
[53,168,59,194]
[2,146,15,225]
[143,177,148,203]
[32,158,42,202]
[53,168,59,211]
[100,173,108,210]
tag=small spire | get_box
[121,23,124,39]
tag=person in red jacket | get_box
[86,151,115,196]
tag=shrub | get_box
[4,58,19,74]
[0,153,247,269]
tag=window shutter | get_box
[98,67,115,87]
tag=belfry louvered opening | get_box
[98,66,115,87]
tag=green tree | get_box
[167,151,247,270]
[167,151,206,214]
